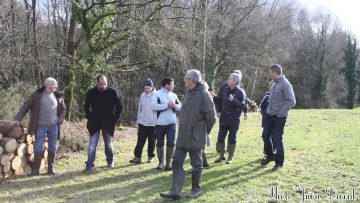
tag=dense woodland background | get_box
[1,0,359,124]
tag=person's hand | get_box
[244,113,248,120]
[229,94,234,101]
[168,100,175,108]
[210,91,216,97]
[10,121,21,126]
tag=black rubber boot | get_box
[187,171,202,198]
[226,144,236,164]
[156,147,164,170]
[28,153,42,176]
[47,152,57,175]
[202,151,209,168]
[214,142,225,163]
[165,147,174,171]
[129,157,141,164]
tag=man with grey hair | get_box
[160,69,216,200]
[216,70,248,120]
[261,64,295,171]
[211,72,247,164]
[14,77,66,176]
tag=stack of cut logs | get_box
[0,120,48,179]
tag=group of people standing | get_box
[12,64,295,200]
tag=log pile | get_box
[246,98,258,112]
[0,120,48,179]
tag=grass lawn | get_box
[1,109,359,202]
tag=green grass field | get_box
[1,109,359,202]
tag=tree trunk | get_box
[31,0,43,85]
[64,6,78,121]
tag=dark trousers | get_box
[262,114,287,165]
[155,124,176,148]
[134,124,156,158]
[217,125,238,144]
[172,148,203,193]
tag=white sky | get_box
[298,0,360,40]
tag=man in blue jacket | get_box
[211,73,247,164]
[152,77,182,170]
[261,64,296,171]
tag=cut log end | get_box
[0,138,17,153]
[0,154,10,166]
[11,156,22,170]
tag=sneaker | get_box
[108,162,115,168]
[226,160,233,164]
[260,157,274,165]
[147,157,154,163]
[84,167,95,173]
[272,164,283,172]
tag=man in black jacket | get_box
[84,75,122,172]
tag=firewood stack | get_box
[0,120,48,179]
[247,98,258,112]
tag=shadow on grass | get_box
[1,165,172,202]
[1,153,272,202]
[5,162,133,184]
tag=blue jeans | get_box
[155,124,176,148]
[217,125,238,144]
[86,128,114,170]
[35,123,58,154]
[262,114,287,165]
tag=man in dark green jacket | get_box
[160,69,216,200]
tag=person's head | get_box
[96,75,107,91]
[227,73,241,89]
[144,78,154,94]
[269,64,282,80]
[43,77,58,93]
[184,69,202,90]
[162,77,175,92]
